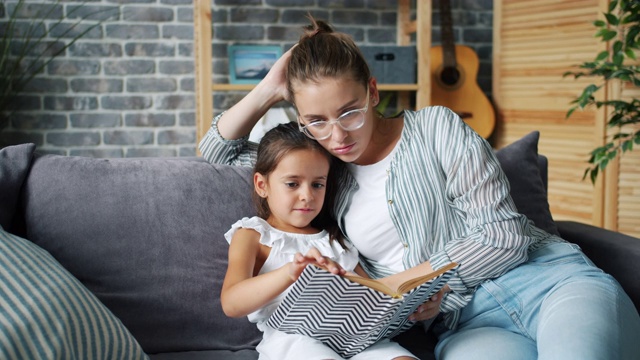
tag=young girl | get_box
[220,122,418,360]
[205,17,640,360]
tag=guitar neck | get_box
[439,0,456,68]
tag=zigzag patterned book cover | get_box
[266,262,459,358]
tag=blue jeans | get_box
[435,242,640,360]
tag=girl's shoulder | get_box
[225,216,325,247]
[224,216,272,244]
[224,217,355,264]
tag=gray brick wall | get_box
[0,0,493,157]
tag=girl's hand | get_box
[409,289,445,321]
[288,247,346,281]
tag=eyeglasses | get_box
[297,87,369,141]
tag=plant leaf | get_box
[605,12,620,26]
[0,0,114,125]
[625,48,637,60]
[590,167,599,184]
[602,29,618,41]
[596,50,609,61]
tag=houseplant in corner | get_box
[564,0,640,183]
[0,0,109,137]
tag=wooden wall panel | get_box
[615,84,640,237]
[494,0,605,227]
[618,149,640,236]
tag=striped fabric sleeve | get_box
[198,112,258,167]
[421,107,533,295]
[0,228,148,360]
[356,106,537,325]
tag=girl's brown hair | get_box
[253,122,346,247]
[287,16,371,100]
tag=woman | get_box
[200,17,640,360]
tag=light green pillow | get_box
[0,228,148,360]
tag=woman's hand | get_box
[288,247,346,281]
[256,45,295,104]
[409,289,445,321]
[215,46,296,140]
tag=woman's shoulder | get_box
[404,106,459,127]
[403,106,474,140]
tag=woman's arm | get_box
[198,48,293,165]
[220,228,345,318]
[215,47,291,140]
[422,107,534,304]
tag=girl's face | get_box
[294,77,379,165]
[254,149,330,234]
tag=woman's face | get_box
[294,77,379,165]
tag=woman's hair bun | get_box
[302,16,334,39]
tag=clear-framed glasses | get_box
[297,87,369,141]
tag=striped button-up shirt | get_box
[199,106,561,328]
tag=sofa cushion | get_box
[0,227,148,359]
[0,143,35,230]
[495,131,559,236]
[21,155,261,354]
[149,349,258,360]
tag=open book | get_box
[266,262,459,359]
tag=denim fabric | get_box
[435,242,640,360]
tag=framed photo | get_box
[228,45,282,84]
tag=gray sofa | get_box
[1,130,638,360]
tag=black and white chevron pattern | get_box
[267,265,457,359]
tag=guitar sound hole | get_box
[440,67,460,86]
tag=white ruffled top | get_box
[224,216,360,325]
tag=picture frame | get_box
[228,45,282,84]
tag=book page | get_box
[342,274,399,297]
[396,262,459,293]
[342,262,458,296]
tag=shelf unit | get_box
[193,0,432,142]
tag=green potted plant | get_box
[0,0,109,133]
[564,0,640,183]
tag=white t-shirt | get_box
[345,147,405,274]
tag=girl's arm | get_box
[220,228,345,318]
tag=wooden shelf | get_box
[193,0,431,142]
[211,84,256,91]
[377,84,420,91]
[211,83,420,92]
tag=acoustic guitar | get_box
[430,0,495,139]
